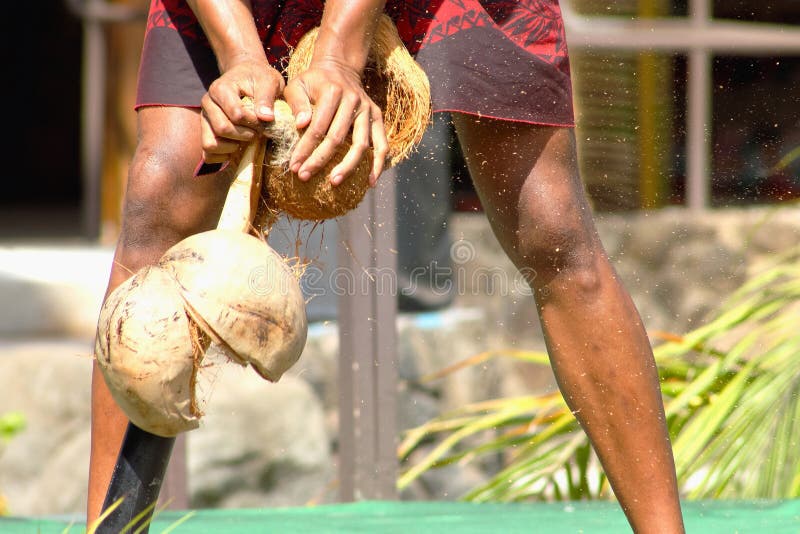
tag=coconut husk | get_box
[260,14,431,222]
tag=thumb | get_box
[283,81,313,129]
[253,71,283,123]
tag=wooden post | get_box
[337,169,399,501]
[637,0,672,209]
[158,434,189,509]
[687,0,712,211]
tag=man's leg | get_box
[87,106,231,525]
[452,115,684,533]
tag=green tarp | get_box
[3,499,799,533]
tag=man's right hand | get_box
[199,58,285,165]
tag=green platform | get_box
[3,500,799,533]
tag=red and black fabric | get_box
[137,0,574,127]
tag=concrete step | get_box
[0,244,114,339]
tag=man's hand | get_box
[199,59,285,164]
[284,58,389,187]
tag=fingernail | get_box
[367,172,376,186]
[290,163,300,173]
[296,111,310,123]
[258,105,273,117]
[332,174,343,185]
[299,170,311,181]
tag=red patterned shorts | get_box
[137,0,574,126]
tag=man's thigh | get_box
[451,114,597,263]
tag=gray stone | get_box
[400,447,491,501]
[628,289,673,333]
[187,365,332,509]
[748,221,800,256]
[0,339,93,516]
[397,386,441,433]
[661,239,745,294]
[594,214,629,259]
[0,245,112,339]
[638,220,712,267]
[418,462,491,500]
[397,307,489,382]
[286,321,339,409]
[497,357,557,399]
[670,287,721,332]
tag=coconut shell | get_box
[262,14,431,221]
[159,229,308,382]
[94,265,200,437]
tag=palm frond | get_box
[398,246,800,501]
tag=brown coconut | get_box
[262,14,431,221]
[95,138,309,437]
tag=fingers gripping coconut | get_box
[94,129,308,438]
[258,14,431,222]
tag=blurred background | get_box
[1,0,799,521]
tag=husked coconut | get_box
[94,15,427,437]
[159,229,307,382]
[95,265,201,436]
[259,100,373,222]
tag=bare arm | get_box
[313,0,386,74]
[187,0,285,163]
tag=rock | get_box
[286,322,339,409]
[594,212,629,259]
[417,462,491,500]
[0,339,93,516]
[497,357,557,399]
[748,221,800,256]
[397,386,441,432]
[656,238,746,333]
[397,308,500,409]
[0,246,112,338]
[644,219,714,266]
[400,447,491,501]
[187,363,332,508]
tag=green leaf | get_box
[397,245,800,502]
[0,412,25,441]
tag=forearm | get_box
[313,0,387,73]
[186,0,266,72]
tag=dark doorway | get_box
[1,3,83,240]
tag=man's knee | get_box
[119,145,226,252]
[517,223,602,290]
[513,188,605,295]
